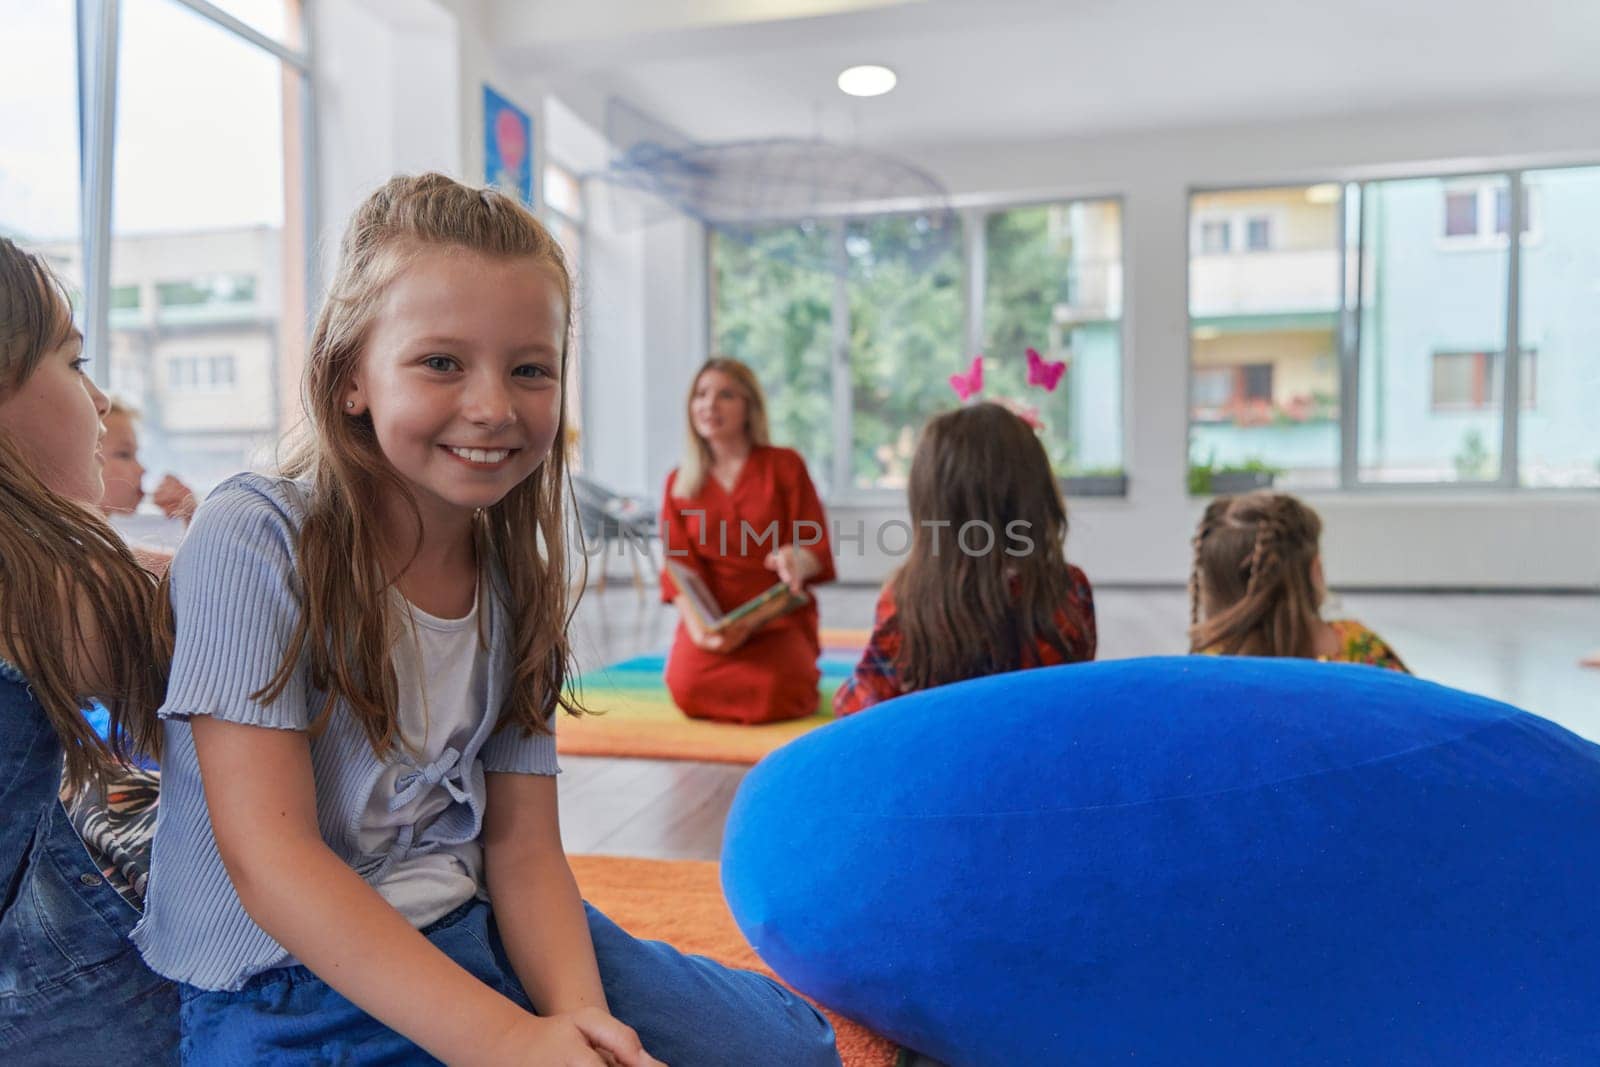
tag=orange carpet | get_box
[560,628,871,765]
[571,855,899,1067]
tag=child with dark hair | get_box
[834,402,1097,716]
[1189,490,1408,671]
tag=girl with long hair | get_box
[834,402,1097,715]
[0,237,176,1058]
[1188,490,1408,671]
[132,176,838,1064]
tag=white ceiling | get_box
[490,0,1600,147]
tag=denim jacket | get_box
[0,659,176,1062]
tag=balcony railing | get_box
[1190,246,1340,317]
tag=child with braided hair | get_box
[1188,491,1408,672]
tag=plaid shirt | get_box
[833,565,1097,716]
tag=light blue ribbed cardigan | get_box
[132,473,559,991]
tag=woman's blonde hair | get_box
[255,173,582,752]
[672,357,770,499]
[1188,490,1324,658]
[0,238,166,790]
[890,402,1081,691]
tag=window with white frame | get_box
[1190,167,1595,492]
[167,354,238,391]
[1193,209,1279,256]
[1431,350,1535,413]
[1441,181,1535,242]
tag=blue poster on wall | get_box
[484,85,534,205]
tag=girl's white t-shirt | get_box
[357,587,488,928]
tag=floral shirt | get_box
[1201,618,1410,674]
[833,565,1097,716]
[1322,619,1409,673]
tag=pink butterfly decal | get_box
[1026,347,1067,392]
[949,356,984,401]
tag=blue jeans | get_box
[0,673,177,1063]
[179,899,841,1066]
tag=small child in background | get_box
[101,398,197,520]
[834,402,1097,716]
[1189,490,1408,672]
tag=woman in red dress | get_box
[660,358,835,723]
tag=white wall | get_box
[543,95,710,501]
[313,0,462,277]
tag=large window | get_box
[710,198,1124,497]
[984,200,1123,477]
[1357,175,1510,483]
[847,213,963,489]
[710,224,836,492]
[1,2,84,304]
[2,0,313,496]
[1189,168,1596,491]
[1518,166,1600,487]
[1189,185,1342,489]
[110,0,307,490]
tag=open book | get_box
[664,558,810,635]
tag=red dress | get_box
[660,446,836,724]
[833,565,1097,716]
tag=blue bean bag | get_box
[721,656,1600,1066]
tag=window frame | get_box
[1430,349,1537,414]
[1188,163,1594,494]
[1438,179,1540,249]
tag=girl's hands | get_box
[764,545,819,595]
[483,1011,663,1067]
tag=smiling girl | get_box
[132,176,838,1065]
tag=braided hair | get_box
[1188,491,1324,658]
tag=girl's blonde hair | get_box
[890,402,1080,691]
[672,357,770,499]
[1188,490,1324,658]
[0,238,166,790]
[256,173,581,752]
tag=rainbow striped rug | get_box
[558,629,867,765]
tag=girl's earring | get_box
[345,400,356,411]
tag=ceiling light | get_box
[838,65,897,98]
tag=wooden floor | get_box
[559,579,1600,861]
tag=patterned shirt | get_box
[833,565,1097,716]
[1321,619,1410,673]
[1201,619,1410,674]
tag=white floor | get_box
[570,578,1600,742]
